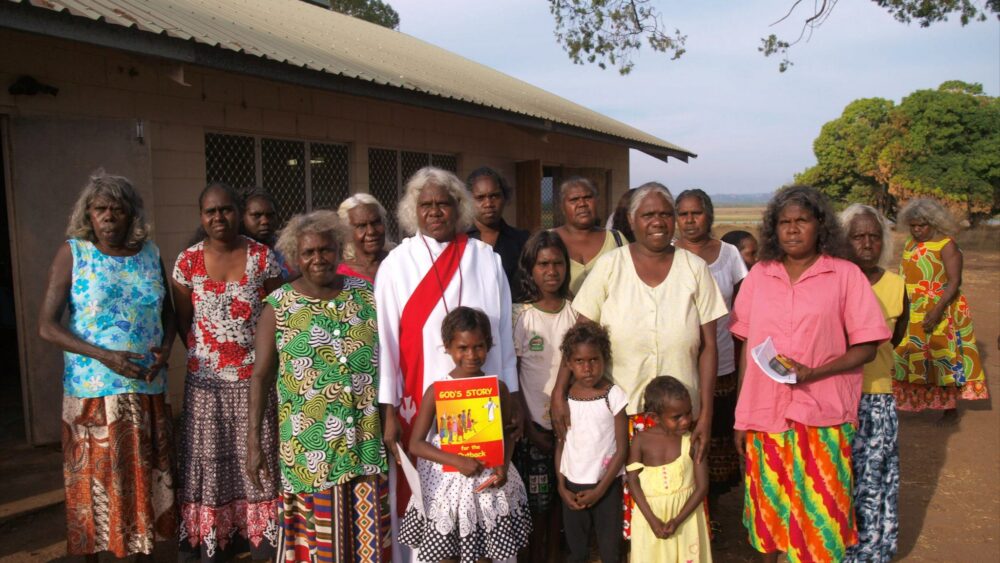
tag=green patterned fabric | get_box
[265,279,387,493]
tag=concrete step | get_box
[0,489,64,524]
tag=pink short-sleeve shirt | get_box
[730,255,891,433]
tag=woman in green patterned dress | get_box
[247,210,389,562]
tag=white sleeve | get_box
[609,385,629,415]
[374,257,402,406]
[730,243,748,282]
[494,252,519,393]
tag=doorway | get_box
[0,118,24,445]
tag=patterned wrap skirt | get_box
[62,392,176,557]
[278,475,391,563]
[743,421,857,562]
[844,395,898,563]
[177,376,280,561]
[708,372,741,496]
[892,378,989,411]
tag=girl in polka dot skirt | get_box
[399,307,531,562]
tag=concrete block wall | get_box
[1,28,631,413]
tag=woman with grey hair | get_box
[247,210,390,562]
[893,198,987,423]
[39,170,176,560]
[374,166,520,553]
[550,183,727,539]
[840,204,908,562]
[336,193,391,285]
[553,176,626,294]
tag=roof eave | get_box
[0,1,696,161]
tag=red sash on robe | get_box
[395,233,468,512]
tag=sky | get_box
[386,1,998,196]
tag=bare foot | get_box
[937,408,959,426]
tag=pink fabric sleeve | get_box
[843,264,893,346]
[729,266,757,340]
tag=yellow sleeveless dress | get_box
[894,237,988,410]
[627,433,712,562]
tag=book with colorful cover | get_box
[433,375,504,472]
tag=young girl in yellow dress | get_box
[626,376,712,562]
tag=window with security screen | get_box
[367,148,457,240]
[205,133,350,226]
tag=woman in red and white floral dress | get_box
[171,182,283,562]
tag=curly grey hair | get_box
[897,198,960,237]
[65,169,150,249]
[337,193,392,261]
[840,203,894,269]
[396,167,475,237]
[628,182,675,223]
[275,210,343,266]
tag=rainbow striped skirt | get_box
[743,421,857,562]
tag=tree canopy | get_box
[329,0,400,29]
[548,0,998,73]
[796,81,999,223]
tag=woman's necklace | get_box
[421,233,463,314]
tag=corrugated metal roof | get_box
[6,0,695,160]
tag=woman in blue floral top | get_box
[39,170,176,561]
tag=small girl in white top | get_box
[512,231,578,562]
[555,323,628,563]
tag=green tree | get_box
[549,0,998,73]
[329,0,399,29]
[797,81,1000,223]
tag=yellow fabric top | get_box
[864,271,905,394]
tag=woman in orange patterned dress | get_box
[893,198,988,425]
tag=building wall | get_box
[0,29,630,438]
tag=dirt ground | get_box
[0,244,997,562]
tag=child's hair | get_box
[559,322,612,364]
[516,230,571,303]
[441,306,494,349]
[642,376,691,415]
[721,229,755,248]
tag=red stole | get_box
[395,233,467,510]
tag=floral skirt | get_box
[62,392,176,557]
[743,422,857,562]
[278,475,391,562]
[893,378,989,411]
[845,395,898,563]
[399,447,531,563]
[708,372,740,496]
[177,376,280,561]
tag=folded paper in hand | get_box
[396,444,424,516]
[751,336,797,384]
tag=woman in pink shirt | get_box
[730,186,891,563]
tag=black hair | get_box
[559,322,612,365]
[466,166,510,200]
[242,186,277,210]
[441,306,494,350]
[188,182,244,247]
[642,375,691,415]
[758,185,849,262]
[675,189,715,230]
[610,189,637,243]
[721,230,755,248]
[516,231,571,303]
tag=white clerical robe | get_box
[375,233,518,419]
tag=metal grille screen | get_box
[540,176,555,229]
[205,133,255,190]
[310,143,350,211]
[261,139,306,224]
[205,133,350,227]
[368,148,400,239]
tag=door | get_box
[7,116,153,444]
[514,159,542,231]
